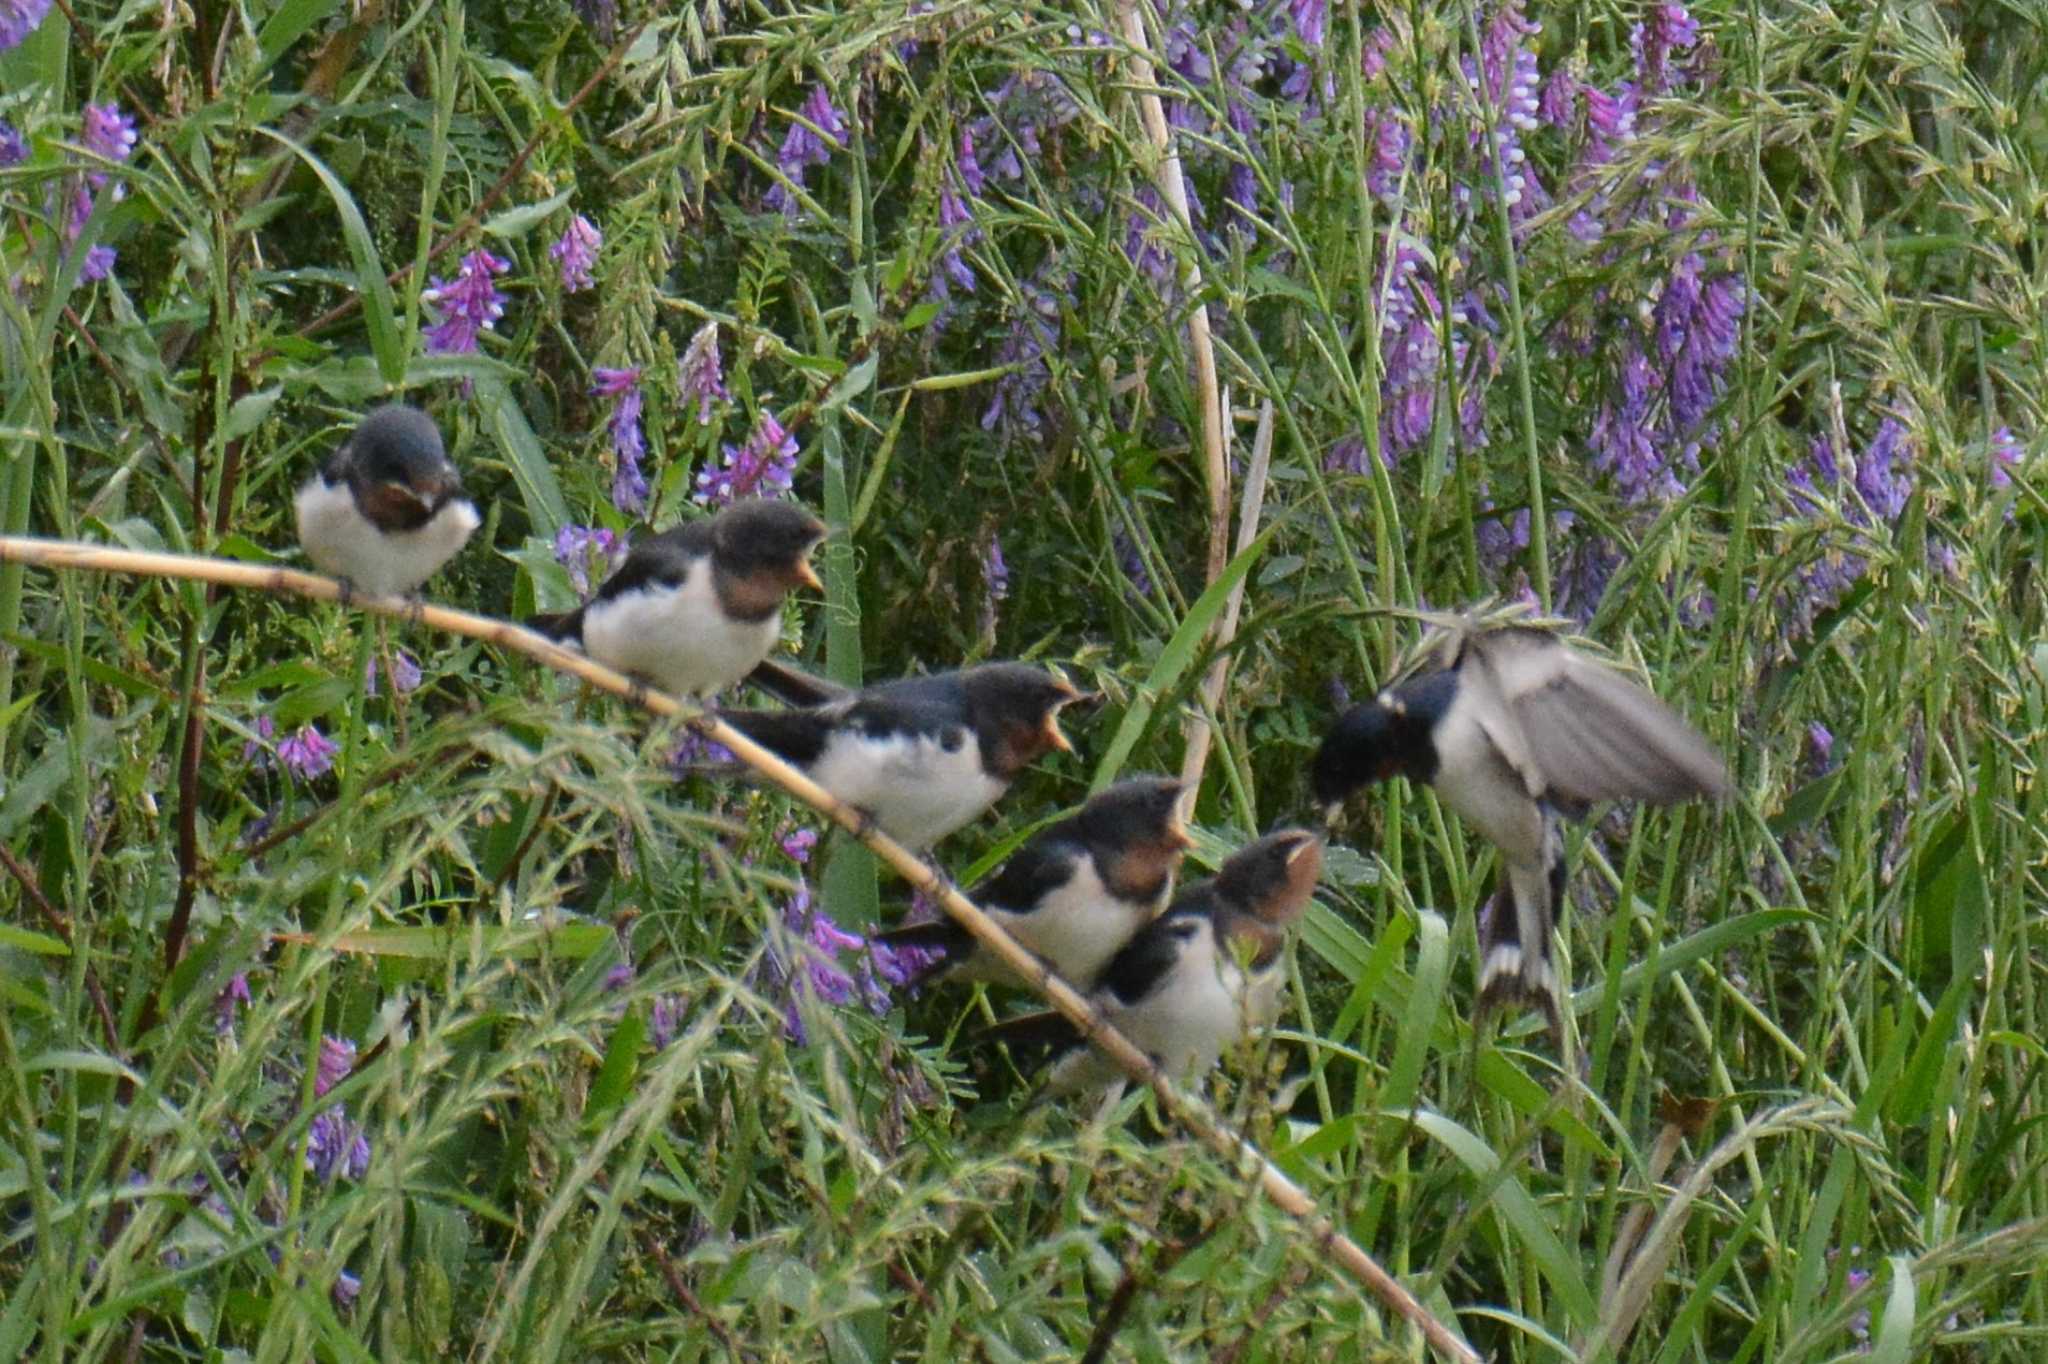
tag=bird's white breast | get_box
[963,857,1151,989]
[294,475,479,597]
[1048,918,1254,1094]
[807,725,1006,849]
[579,563,780,698]
[1427,690,1548,870]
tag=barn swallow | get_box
[528,499,825,698]
[988,828,1323,1095]
[294,404,479,597]
[714,663,1087,849]
[1312,617,1729,1042]
[872,777,1194,988]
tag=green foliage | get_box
[3,0,2047,1360]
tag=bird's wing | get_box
[745,658,853,707]
[592,523,713,602]
[713,706,840,768]
[1470,627,1730,807]
[974,836,1085,915]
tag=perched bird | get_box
[872,776,1194,989]
[1312,616,1729,1041]
[715,663,1087,849]
[294,404,479,597]
[989,828,1324,1096]
[528,499,826,699]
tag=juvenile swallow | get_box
[715,663,1087,848]
[528,499,825,698]
[1312,618,1729,1041]
[294,404,479,597]
[989,829,1323,1095]
[872,777,1194,988]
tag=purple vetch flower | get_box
[364,649,423,697]
[603,961,635,992]
[1845,1265,1874,1346]
[1324,434,1390,477]
[670,727,735,770]
[956,129,985,196]
[592,367,648,516]
[781,827,818,865]
[1808,722,1835,771]
[936,177,979,294]
[677,321,730,425]
[1359,23,1396,81]
[1553,512,1622,621]
[1476,489,1531,574]
[0,0,53,51]
[550,214,601,293]
[1362,107,1411,200]
[764,84,848,216]
[80,103,137,172]
[980,284,1061,436]
[62,184,117,282]
[214,973,252,1035]
[1855,418,1913,522]
[696,413,798,507]
[306,1108,371,1182]
[1655,256,1745,435]
[242,714,277,767]
[422,249,510,356]
[1538,65,1579,128]
[276,725,339,782]
[316,1035,357,1098]
[553,524,626,597]
[1632,4,1702,94]
[0,120,26,166]
[1590,345,1680,502]
[1988,427,2021,490]
[332,1270,362,1312]
[870,935,946,992]
[650,994,685,1048]
[1290,0,1327,49]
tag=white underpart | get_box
[1048,919,1273,1095]
[579,562,779,698]
[294,475,479,597]
[1425,687,1560,995]
[955,857,1153,989]
[806,725,1006,849]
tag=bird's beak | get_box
[1042,714,1073,754]
[420,462,464,504]
[795,556,824,592]
[1319,800,1344,827]
[1166,817,1197,851]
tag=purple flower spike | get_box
[677,321,730,426]
[956,129,985,196]
[422,249,510,356]
[1989,427,2021,490]
[695,413,798,507]
[316,1035,357,1098]
[781,827,818,864]
[593,367,648,515]
[80,104,137,167]
[1633,4,1702,94]
[1856,418,1913,522]
[1290,0,1327,49]
[364,649,423,697]
[242,714,277,767]
[214,973,251,1035]
[650,994,684,1048]
[277,725,339,782]
[553,524,625,597]
[1808,722,1835,771]
[765,84,848,216]
[0,120,26,166]
[0,0,54,52]
[550,214,601,293]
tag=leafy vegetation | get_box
[2,0,2045,1359]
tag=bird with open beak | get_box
[294,404,479,598]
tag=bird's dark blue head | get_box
[964,664,1088,777]
[1310,671,1457,810]
[712,498,827,593]
[1071,777,1193,900]
[339,404,462,530]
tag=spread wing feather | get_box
[1469,627,1729,807]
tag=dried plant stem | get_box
[1115,1,1237,789]
[0,535,1478,1364]
[1179,400,1275,794]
